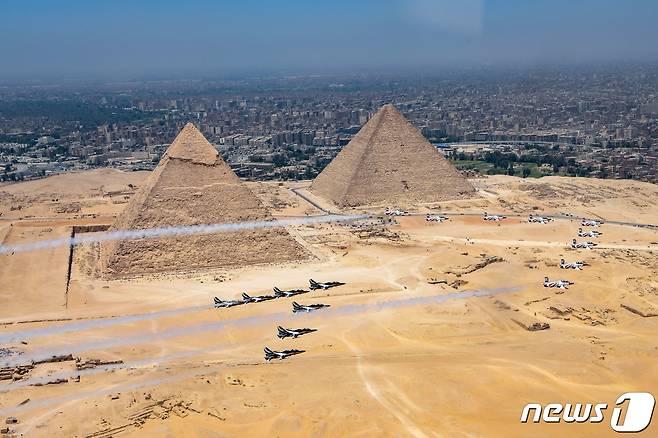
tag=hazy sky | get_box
[2,0,658,81]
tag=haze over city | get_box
[1,1,658,437]
[2,0,658,81]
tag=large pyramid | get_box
[310,104,475,207]
[101,123,308,277]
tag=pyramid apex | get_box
[164,123,219,165]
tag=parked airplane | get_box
[528,214,552,224]
[484,212,506,221]
[273,287,308,298]
[309,279,345,290]
[213,297,242,308]
[571,239,598,249]
[426,214,449,222]
[560,258,587,270]
[292,301,330,313]
[241,292,276,303]
[581,219,603,227]
[264,347,305,361]
[385,208,408,216]
[578,228,603,238]
[543,277,574,289]
[277,326,317,339]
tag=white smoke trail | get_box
[0,214,369,255]
[1,287,516,367]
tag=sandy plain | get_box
[1,171,657,437]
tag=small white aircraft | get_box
[571,239,597,249]
[484,212,507,221]
[528,214,552,224]
[578,228,602,238]
[385,208,409,216]
[426,214,449,222]
[543,277,574,289]
[581,219,603,227]
[559,258,587,270]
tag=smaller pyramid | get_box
[101,123,308,276]
[310,104,475,207]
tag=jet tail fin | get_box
[213,297,222,304]
[242,292,250,300]
[292,302,302,311]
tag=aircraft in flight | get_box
[484,212,507,221]
[426,214,449,222]
[385,208,408,216]
[571,239,598,249]
[543,277,574,289]
[528,214,552,224]
[213,297,243,308]
[578,228,603,238]
[264,347,305,361]
[581,219,603,227]
[241,292,276,303]
[309,279,345,290]
[292,301,331,313]
[560,258,587,270]
[274,287,308,298]
[277,326,317,339]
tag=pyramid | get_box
[101,123,308,276]
[310,104,475,207]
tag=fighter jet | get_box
[560,258,587,270]
[581,219,603,227]
[571,239,598,249]
[292,301,330,313]
[241,292,276,303]
[543,277,574,289]
[264,347,305,361]
[484,212,506,221]
[426,214,449,222]
[528,214,552,224]
[277,326,317,339]
[213,297,243,308]
[273,287,308,298]
[385,208,408,216]
[578,228,603,238]
[309,279,345,290]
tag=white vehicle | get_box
[543,276,574,289]
[571,239,597,249]
[578,228,602,238]
[484,212,507,221]
[581,219,603,227]
[528,214,552,224]
[560,258,587,270]
[426,214,449,222]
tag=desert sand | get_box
[1,170,658,437]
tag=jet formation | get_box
[211,279,344,361]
